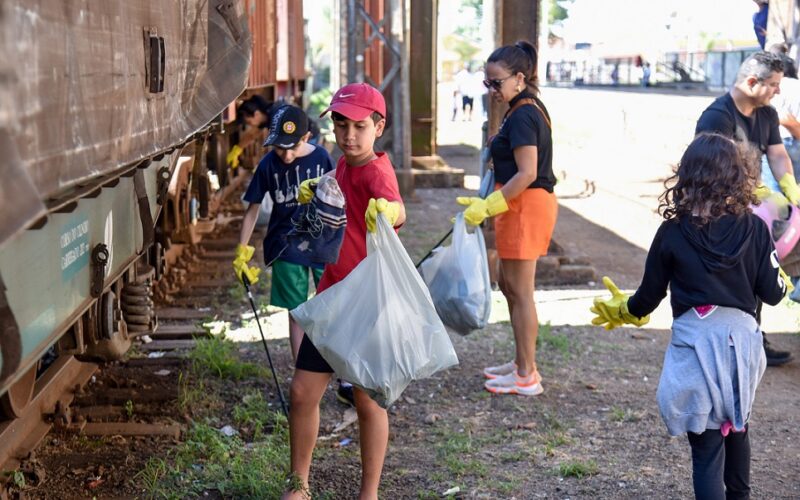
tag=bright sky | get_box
[559,0,760,54]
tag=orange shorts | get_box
[494,185,557,260]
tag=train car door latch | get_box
[91,244,110,298]
[143,28,165,94]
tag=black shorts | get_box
[295,334,334,373]
[462,95,474,109]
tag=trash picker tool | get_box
[415,227,453,269]
[241,274,289,416]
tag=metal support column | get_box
[341,0,411,175]
[409,0,437,157]
[488,1,540,137]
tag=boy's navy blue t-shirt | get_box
[243,144,334,268]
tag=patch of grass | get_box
[435,429,488,478]
[227,284,246,302]
[124,399,134,419]
[139,419,290,498]
[189,333,267,380]
[540,410,566,432]
[557,459,598,479]
[136,457,168,496]
[178,372,220,413]
[492,477,522,498]
[536,322,571,357]
[233,391,286,440]
[610,406,642,423]
[13,470,25,488]
[542,430,572,457]
[499,448,533,463]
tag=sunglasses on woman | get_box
[482,75,513,90]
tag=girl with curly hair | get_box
[591,133,792,498]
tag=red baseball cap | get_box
[320,83,386,121]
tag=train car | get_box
[0,0,309,469]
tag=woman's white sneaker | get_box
[484,370,543,396]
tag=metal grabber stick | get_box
[241,274,289,416]
[415,227,454,269]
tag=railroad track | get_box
[0,180,267,495]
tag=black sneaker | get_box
[764,336,794,367]
[336,383,355,407]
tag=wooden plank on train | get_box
[125,357,185,367]
[185,278,234,288]
[138,339,197,351]
[156,307,214,319]
[178,285,231,297]
[203,250,236,259]
[73,388,175,406]
[154,324,208,336]
[76,405,123,420]
[81,422,182,438]
[199,238,240,250]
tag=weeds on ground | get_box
[227,284,246,302]
[233,391,287,440]
[610,406,642,423]
[137,419,290,499]
[178,372,216,413]
[124,400,134,419]
[557,459,598,479]
[434,428,489,479]
[536,322,571,358]
[189,333,267,380]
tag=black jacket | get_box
[627,213,786,319]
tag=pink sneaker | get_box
[484,370,544,396]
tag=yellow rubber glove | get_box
[778,172,800,205]
[753,183,772,201]
[226,145,244,169]
[779,265,795,295]
[456,190,509,226]
[589,276,650,331]
[298,177,321,204]
[365,198,401,233]
[232,244,261,285]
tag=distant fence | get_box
[545,48,761,90]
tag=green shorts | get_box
[270,259,324,310]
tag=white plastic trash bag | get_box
[419,213,492,335]
[291,214,459,408]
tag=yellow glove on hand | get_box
[226,145,244,169]
[589,276,650,331]
[365,198,401,233]
[298,177,321,204]
[778,172,800,205]
[232,244,261,285]
[456,190,509,226]
[779,265,795,295]
[753,183,772,201]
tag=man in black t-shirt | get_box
[696,51,796,366]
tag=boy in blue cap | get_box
[233,104,334,359]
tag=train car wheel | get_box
[0,365,36,419]
[81,291,131,361]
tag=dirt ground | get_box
[10,185,800,500]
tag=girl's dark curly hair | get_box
[658,133,759,224]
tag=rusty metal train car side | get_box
[0,0,305,470]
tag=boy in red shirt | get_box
[283,83,405,500]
